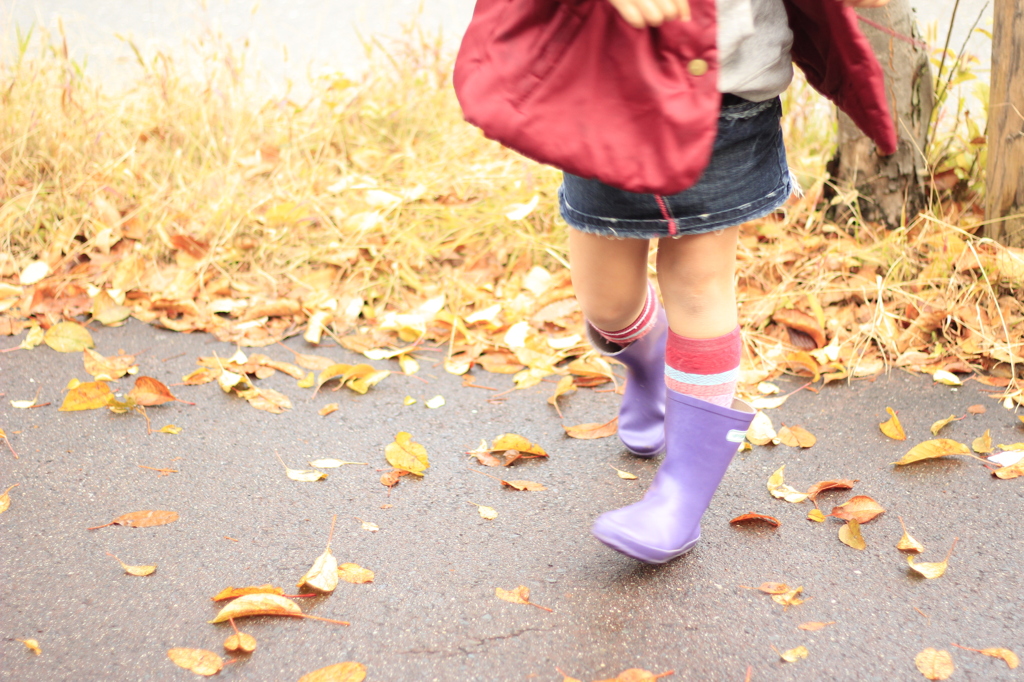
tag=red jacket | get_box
[455,0,898,195]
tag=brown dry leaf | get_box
[806,479,858,502]
[167,648,224,676]
[771,586,805,607]
[915,648,954,680]
[974,647,1019,669]
[746,411,776,445]
[297,662,367,682]
[798,621,834,631]
[108,552,156,576]
[776,425,816,448]
[838,519,866,550]
[780,645,809,663]
[491,434,548,457]
[897,516,925,553]
[758,583,790,595]
[729,513,781,527]
[908,539,958,579]
[879,407,907,440]
[563,416,618,439]
[767,465,809,503]
[495,585,553,612]
[88,510,179,530]
[967,404,987,414]
[380,469,409,488]
[830,495,885,523]
[337,563,375,584]
[930,415,960,436]
[129,376,189,406]
[784,350,821,381]
[385,432,429,475]
[0,483,19,514]
[972,429,993,454]
[83,348,137,380]
[59,380,113,411]
[223,632,257,654]
[44,321,94,352]
[502,479,546,491]
[894,439,974,465]
[211,585,285,601]
[209,593,303,623]
[807,508,826,522]
[17,638,42,655]
[319,403,339,416]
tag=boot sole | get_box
[592,526,700,564]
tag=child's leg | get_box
[569,229,668,456]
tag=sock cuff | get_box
[593,283,659,345]
[666,326,741,375]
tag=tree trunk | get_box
[983,0,1024,247]
[828,0,934,227]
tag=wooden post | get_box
[983,0,1024,247]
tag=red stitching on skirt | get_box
[654,195,678,236]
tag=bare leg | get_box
[568,229,651,331]
[655,226,740,338]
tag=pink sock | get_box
[665,326,741,408]
[593,283,659,346]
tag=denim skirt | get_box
[558,96,792,239]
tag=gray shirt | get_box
[717,0,795,101]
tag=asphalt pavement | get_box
[1,320,1022,681]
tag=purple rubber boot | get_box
[585,307,668,457]
[591,391,755,564]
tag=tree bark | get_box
[983,0,1024,247]
[828,0,934,227]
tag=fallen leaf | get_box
[491,434,548,457]
[830,496,885,523]
[611,465,638,480]
[893,439,974,465]
[218,369,244,392]
[776,425,816,448]
[780,646,809,663]
[548,375,577,416]
[18,324,45,350]
[129,376,190,406]
[495,585,553,611]
[337,564,375,584]
[298,372,316,388]
[746,411,777,445]
[758,583,790,595]
[209,593,303,623]
[241,386,292,413]
[879,407,907,440]
[88,510,179,530]
[564,416,618,439]
[751,395,788,410]
[807,508,826,522]
[297,662,367,682]
[501,479,546,491]
[157,424,183,434]
[594,670,675,682]
[308,459,367,468]
[0,483,20,513]
[83,348,137,380]
[729,513,781,527]
[908,539,958,579]
[915,648,954,680]
[468,501,498,519]
[993,461,1024,479]
[896,516,925,553]
[211,585,285,601]
[839,519,866,550]
[797,622,834,631]
[930,415,960,435]
[972,429,993,454]
[424,395,445,409]
[932,370,962,386]
[403,396,417,406]
[108,552,156,576]
[17,638,41,654]
[384,432,430,476]
[380,469,408,488]
[223,632,257,653]
[318,403,339,416]
[59,380,113,411]
[360,521,379,532]
[92,289,132,326]
[9,397,38,408]
[44,321,94,352]
[950,645,1019,669]
[167,648,224,676]
[183,367,221,385]
[771,586,805,607]
[967,404,987,414]
[298,549,339,593]
[767,465,809,503]
[806,479,858,502]
[20,260,50,284]
[758,382,781,395]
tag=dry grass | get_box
[1,28,1022,403]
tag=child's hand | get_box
[842,0,892,6]
[606,0,691,29]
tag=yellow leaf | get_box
[44,321,94,352]
[611,465,638,480]
[930,415,960,435]
[277,452,327,482]
[915,648,954,680]
[298,372,315,388]
[83,348,138,380]
[20,260,49,284]
[337,564,375,584]
[167,648,224,676]
[91,289,132,326]
[908,538,958,579]
[879,407,907,440]
[807,508,826,523]
[563,417,618,439]
[897,516,925,553]
[318,403,339,416]
[0,483,19,514]
[211,585,285,602]
[746,411,776,445]
[297,662,367,682]
[398,354,419,375]
[491,434,547,456]
[384,432,429,476]
[994,461,1024,479]
[767,465,809,503]
[209,593,302,623]
[839,520,866,550]
[501,479,547,491]
[830,495,886,523]
[218,369,244,392]
[59,381,113,411]
[19,325,44,350]
[223,632,257,653]
[781,646,809,663]
[893,439,973,465]
[109,553,156,576]
[424,395,445,409]
[976,647,1019,669]
[771,586,805,607]
[157,424,182,435]
[403,396,417,406]
[17,638,42,655]
[9,398,36,409]
[932,370,962,386]
[297,548,339,593]
[468,501,498,519]
[183,367,221,385]
[495,585,552,611]
[798,621,835,631]
[242,387,292,414]
[776,425,816,448]
[972,429,993,454]
[360,521,379,532]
